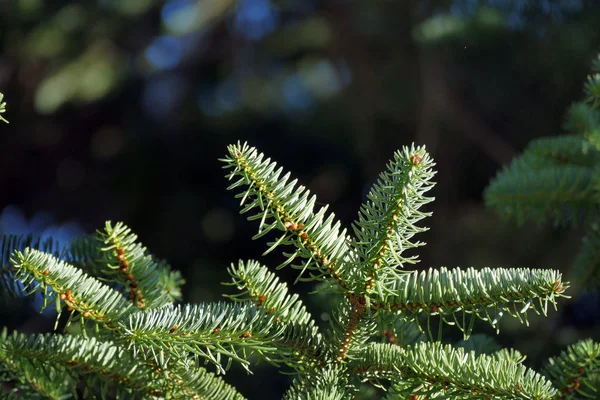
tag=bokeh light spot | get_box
[145,36,184,71]
[233,0,279,41]
[162,0,198,34]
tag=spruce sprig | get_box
[0,93,8,124]
[585,73,600,107]
[282,364,349,400]
[117,302,282,374]
[352,342,557,399]
[571,227,600,288]
[352,145,435,296]
[381,266,567,335]
[542,339,600,398]
[69,233,185,304]
[10,248,133,324]
[485,163,595,226]
[0,329,162,398]
[222,142,360,292]
[1,234,63,298]
[0,328,245,399]
[98,221,184,309]
[224,260,327,370]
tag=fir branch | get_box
[1,329,160,398]
[572,227,600,289]
[584,72,600,107]
[327,297,378,362]
[484,164,596,226]
[162,269,185,303]
[225,260,318,327]
[352,145,435,294]
[10,248,133,324]
[98,221,184,309]
[225,260,329,370]
[1,234,63,298]
[519,135,600,169]
[0,330,74,400]
[0,356,72,400]
[168,364,246,400]
[67,234,111,279]
[221,142,361,292]
[353,342,557,399]
[491,347,527,365]
[0,93,8,124]
[0,329,245,400]
[116,302,282,374]
[375,313,427,347]
[377,267,567,336]
[592,54,600,74]
[282,364,349,400]
[69,233,185,303]
[542,339,600,398]
[563,102,600,136]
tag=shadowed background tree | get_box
[1,0,600,397]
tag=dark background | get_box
[1,0,600,398]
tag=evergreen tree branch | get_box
[221,142,361,292]
[352,342,557,399]
[484,164,596,226]
[116,302,283,374]
[563,102,600,136]
[375,267,567,336]
[1,331,74,399]
[456,334,529,369]
[483,137,599,229]
[225,260,318,328]
[519,135,600,169]
[67,235,108,277]
[1,235,63,298]
[98,221,184,309]
[571,226,600,289]
[0,93,8,124]
[352,145,435,295]
[168,364,246,400]
[0,354,72,400]
[584,72,600,107]
[592,54,600,74]
[69,234,185,304]
[10,248,133,324]
[542,339,600,398]
[1,329,159,398]
[491,348,527,365]
[326,297,377,362]
[224,260,329,370]
[0,328,245,400]
[375,313,428,347]
[282,364,349,400]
